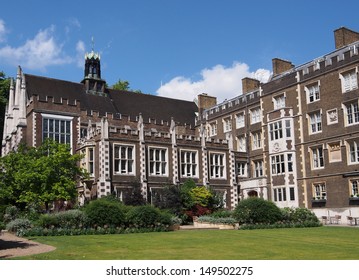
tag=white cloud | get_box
[76,40,85,67]
[156,62,271,102]
[0,19,7,43]
[0,25,72,71]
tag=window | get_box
[311,147,324,169]
[306,83,320,103]
[285,120,291,138]
[209,122,217,136]
[180,150,197,177]
[42,114,72,145]
[287,153,293,172]
[348,140,359,164]
[340,70,358,93]
[351,180,359,196]
[253,160,263,177]
[309,111,322,134]
[237,135,246,152]
[273,187,287,202]
[81,147,95,176]
[313,183,326,200]
[210,153,226,179]
[269,121,283,141]
[223,117,232,132]
[251,131,262,150]
[274,94,285,109]
[236,162,247,177]
[149,147,167,176]
[345,102,359,125]
[114,145,135,175]
[236,112,245,128]
[289,187,295,201]
[250,107,261,124]
[271,154,285,175]
[88,147,94,175]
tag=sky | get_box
[1,0,359,103]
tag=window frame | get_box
[180,149,198,178]
[209,152,226,179]
[114,143,136,175]
[42,113,73,147]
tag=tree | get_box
[112,78,142,93]
[0,139,88,212]
[0,71,10,143]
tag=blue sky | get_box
[1,0,359,102]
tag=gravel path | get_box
[0,231,56,259]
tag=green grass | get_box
[13,227,359,260]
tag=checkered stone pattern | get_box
[97,139,111,198]
[172,145,178,184]
[229,150,238,209]
[139,141,147,199]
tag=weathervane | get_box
[91,36,95,52]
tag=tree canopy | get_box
[111,79,142,93]
[0,139,88,211]
[0,71,10,142]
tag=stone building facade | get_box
[2,26,359,216]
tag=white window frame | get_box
[148,146,168,176]
[311,146,324,169]
[208,121,217,137]
[309,111,322,134]
[114,144,136,175]
[344,101,359,126]
[273,187,287,202]
[250,107,261,124]
[340,69,358,93]
[209,152,226,179]
[253,160,263,178]
[237,135,246,152]
[251,131,262,150]
[180,149,198,178]
[350,180,359,196]
[271,154,285,175]
[236,112,245,128]
[273,94,286,109]
[269,121,283,141]
[348,140,359,164]
[236,162,247,177]
[42,113,73,147]
[305,82,320,103]
[313,183,326,200]
[223,117,232,133]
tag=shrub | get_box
[233,197,282,225]
[209,209,233,218]
[197,216,237,225]
[126,205,171,227]
[84,198,126,227]
[281,207,320,224]
[6,218,32,234]
[3,205,19,223]
[37,209,87,229]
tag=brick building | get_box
[2,26,359,217]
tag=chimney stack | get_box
[242,77,260,94]
[197,93,217,114]
[272,58,294,76]
[334,27,359,49]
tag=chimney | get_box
[334,27,359,49]
[272,58,294,76]
[242,77,260,94]
[197,93,217,114]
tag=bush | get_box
[197,216,237,225]
[37,209,87,229]
[281,207,320,224]
[3,205,19,223]
[6,218,32,234]
[84,198,126,227]
[233,197,282,225]
[126,205,171,227]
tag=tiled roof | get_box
[24,74,197,126]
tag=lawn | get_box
[13,226,359,260]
